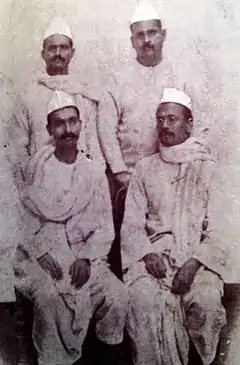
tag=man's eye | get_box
[136,33,144,40]
[54,120,63,127]
[149,30,157,36]
[69,118,77,124]
[169,116,176,122]
[61,45,70,51]
[157,117,164,124]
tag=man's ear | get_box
[161,28,166,42]
[46,124,51,136]
[186,117,193,135]
[131,35,135,49]
[70,47,75,61]
[41,49,46,62]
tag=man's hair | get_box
[182,105,193,121]
[47,106,80,127]
[43,36,73,49]
[130,19,163,33]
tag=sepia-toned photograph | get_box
[0,1,239,364]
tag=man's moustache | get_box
[61,133,78,140]
[143,43,154,51]
[52,56,65,62]
[161,130,174,137]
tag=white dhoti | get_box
[124,261,226,365]
[14,258,128,365]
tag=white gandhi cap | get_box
[130,0,163,27]
[47,90,78,116]
[160,88,192,111]
[44,17,72,41]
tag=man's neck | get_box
[54,147,78,164]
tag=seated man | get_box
[121,88,227,365]
[13,90,128,365]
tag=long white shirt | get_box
[98,54,211,174]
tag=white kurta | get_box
[98,54,211,174]
[121,153,227,365]
[0,74,25,302]
[15,73,105,169]
[14,150,128,365]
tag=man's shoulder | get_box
[78,150,105,176]
[135,154,162,176]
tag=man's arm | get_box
[71,170,115,261]
[192,163,233,281]
[121,166,154,270]
[13,91,31,174]
[98,76,128,175]
[84,98,106,169]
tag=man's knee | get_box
[128,278,159,314]
[186,287,225,331]
[34,284,59,311]
[105,279,129,313]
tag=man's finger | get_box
[74,270,84,289]
[54,261,63,280]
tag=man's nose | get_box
[65,122,71,133]
[144,33,150,43]
[163,119,170,129]
[55,47,61,56]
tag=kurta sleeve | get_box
[72,172,115,262]
[98,75,128,174]
[85,99,106,169]
[13,90,31,172]
[192,164,234,281]
[121,166,153,269]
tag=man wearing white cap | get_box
[13,90,128,365]
[121,88,227,365]
[15,17,104,174]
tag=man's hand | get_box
[114,172,131,188]
[69,258,91,289]
[37,253,63,281]
[171,258,202,295]
[143,253,167,279]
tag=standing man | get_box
[121,88,227,365]
[15,17,104,171]
[14,90,128,365]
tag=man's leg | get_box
[89,262,128,364]
[125,263,189,365]
[183,269,226,365]
[90,262,128,345]
[15,262,91,365]
[106,167,127,279]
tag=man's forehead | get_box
[44,34,72,47]
[157,102,186,115]
[131,19,161,33]
[51,106,79,120]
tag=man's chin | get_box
[159,138,175,147]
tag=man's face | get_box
[156,102,193,147]
[47,106,81,149]
[131,19,166,67]
[42,34,75,75]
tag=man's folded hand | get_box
[69,258,91,289]
[143,253,167,279]
[37,253,63,281]
[114,171,131,188]
[171,258,201,295]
